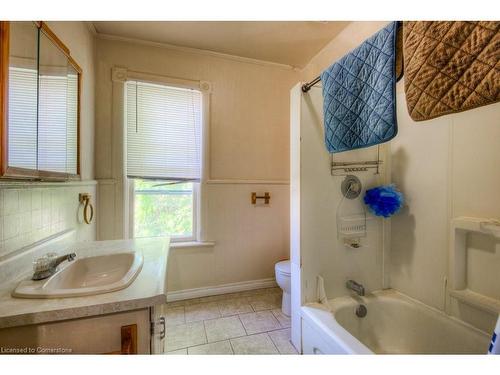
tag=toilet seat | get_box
[275,260,291,276]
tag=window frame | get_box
[124,72,210,243]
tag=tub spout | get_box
[346,279,365,296]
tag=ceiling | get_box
[92,21,350,68]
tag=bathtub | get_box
[301,289,490,354]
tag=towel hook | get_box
[79,193,94,224]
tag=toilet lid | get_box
[275,260,291,275]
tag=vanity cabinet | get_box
[0,306,166,354]
[0,21,81,180]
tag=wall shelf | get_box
[449,216,500,314]
[452,216,500,238]
[450,289,500,314]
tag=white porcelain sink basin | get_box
[12,252,143,299]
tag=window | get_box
[133,180,196,239]
[125,80,203,241]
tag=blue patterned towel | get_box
[321,22,399,153]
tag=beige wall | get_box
[95,38,297,292]
[301,21,388,82]
[300,21,500,332]
[0,22,96,261]
[95,39,295,181]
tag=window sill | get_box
[170,241,216,249]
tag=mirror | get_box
[7,21,39,171]
[0,21,81,180]
[38,29,79,175]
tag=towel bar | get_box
[79,193,94,224]
[251,192,270,205]
[331,160,383,174]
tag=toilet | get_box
[275,260,291,316]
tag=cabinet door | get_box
[0,21,81,180]
[150,304,166,354]
[0,309,151,354]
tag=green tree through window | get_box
[134,179,194,239]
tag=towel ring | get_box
[79,193,94,225]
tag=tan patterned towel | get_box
[403,21,500,121]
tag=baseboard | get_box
[167,278,278,302]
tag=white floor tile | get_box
[185,301,221,323]
[268,328,298,354]
[271,308,291,328]
[248,293,282,311]
[218,297,253,316]
[238,310,281,335]
[188,340,234,355]
[166,348,188,355]
[204,315,246,342]
[230,333,279,355]
[165,321,207,351]
[165,306,185,327]
[163,288,297,355]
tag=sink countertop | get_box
[0,237,170,329]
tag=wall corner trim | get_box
[85,22,98,36]
[96,32,297,71]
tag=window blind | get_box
[126,81,202,181]
[66,73,78,174]
[38,72,78,174]
[38,74,68,173]
[8,67,38,170]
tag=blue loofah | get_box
[364,185,403,218]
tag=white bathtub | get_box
[301,289,490,354]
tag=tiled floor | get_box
[164,287,298,355]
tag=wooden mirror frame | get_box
[0,21,82,180]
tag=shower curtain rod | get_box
[301,76,321,93]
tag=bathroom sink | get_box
[12,252,143,299]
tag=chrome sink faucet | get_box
[346,279,365,296]
[32,253,77,280]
